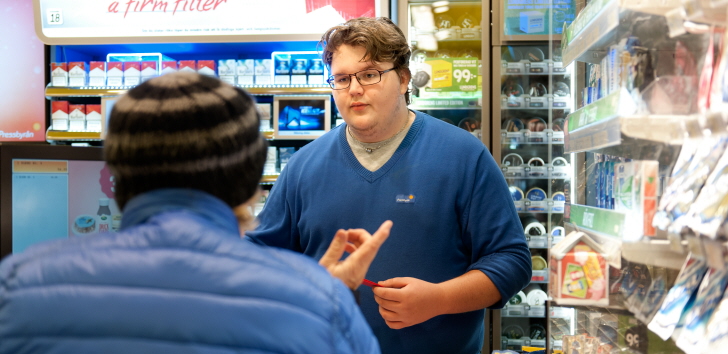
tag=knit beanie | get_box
[104,71,268,210]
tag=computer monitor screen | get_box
[0,144,121,259]
[273,95,331,140]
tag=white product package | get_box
[648,255,708,340]
[675,267,728,353]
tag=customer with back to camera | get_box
[246,17,532,354]
[0,71,391,354]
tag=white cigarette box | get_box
[141,61,158,82]
[106,62,124,86]
[88,61,106,86]
[51,101,69,131]
[123,62,141,86]
[68,104,86,131]
[255,59,272,85]
[85,104,102,132]
[68,62,87,87]
[218,59,237,85]
[197,60,216,77]
[51,62,68,87]
[161,61,178,76]
[236,59,255,85]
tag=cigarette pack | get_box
[68,62,87,87]
[89,61,106,86]
[123,62,141,86]
[106,62,124,86]
[51,100,69,131]
[141,61,158,82]
[51,62,68,87]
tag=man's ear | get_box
[399,69,411,95]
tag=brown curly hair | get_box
[320,17,412,104]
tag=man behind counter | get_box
[247,17,532,354]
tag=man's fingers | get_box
[378,277,410,289]
[318,230,347,268]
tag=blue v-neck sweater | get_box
[248,110,531,354]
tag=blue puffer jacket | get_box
[0,189,380,354]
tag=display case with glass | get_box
[403,1,487,142]
[491,40,576,352]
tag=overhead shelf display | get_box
[563,89,687,163]
[564,206,688,270]
[561,0,682,66]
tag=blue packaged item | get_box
[675,267,728,353]
[648,256,708,340]
[595,157,603,208]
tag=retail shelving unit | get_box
[554,0,728,352]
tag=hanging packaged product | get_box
[662,137,728,237]
[705,273,728,351]
[653,139,700,231]
[675,267,728,353]
[683,146,728,239]
[648,255,708,340]
[634,267,671,325]
[549,231,609,306]
[620,263,653,313]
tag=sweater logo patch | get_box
[395,194,416,203]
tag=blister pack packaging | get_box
[675,267,728,353]
[648,255,708,340]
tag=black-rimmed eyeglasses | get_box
[327,68,396,90]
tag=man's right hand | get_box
[318,220,392,290]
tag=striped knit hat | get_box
[104,72,267,209]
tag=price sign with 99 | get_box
[453,69,472,83]
[47,9,63,25]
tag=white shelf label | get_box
[47,9,63,25]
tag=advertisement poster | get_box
[0,0,46,142]
[503,0,576,36]
[37,0,378,41]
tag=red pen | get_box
[362,278,382,287]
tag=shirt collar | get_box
[120,188,240,236]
